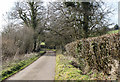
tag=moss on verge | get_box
[55,54,89,80]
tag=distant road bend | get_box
[7,51,56,80]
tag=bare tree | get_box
[42,1,113,48]
[5,1,113,50]
[2,24,34,62]
[9,0,45,52]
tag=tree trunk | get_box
[82,2,90,38]
[33,36,37,52]
[118,62,120,80]
[83,13,89,38]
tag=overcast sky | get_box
[0,0,119,32]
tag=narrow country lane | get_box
[7,51,56,80]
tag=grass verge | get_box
[1,51,46,81]
[55,54,90,80]
[55,54,117,80]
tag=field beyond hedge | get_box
[107,30,119,34]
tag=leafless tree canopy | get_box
[2,0,113,60]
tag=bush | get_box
[2,25,34,62]
[65,33,120,75]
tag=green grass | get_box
[107,30,119,34]
[46,49,56,51]
[55,54,90,80]
[40,42,45,45]
[1,51,46,81]
[39,51,45,54]
[55,54,110,80]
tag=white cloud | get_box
[101,0,120,2]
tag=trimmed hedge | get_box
[1,51,46,81]
[65,33,120,74]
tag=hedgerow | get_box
[65,33,120,75]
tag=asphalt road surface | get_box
[7,51,56,80]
